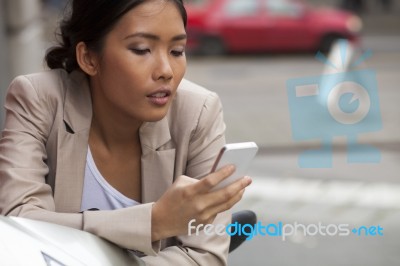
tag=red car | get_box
[185,0,362,55]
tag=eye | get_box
[171,49,185,57]
[130,48,150,55]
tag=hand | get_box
[151,165,252,241]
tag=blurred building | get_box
[0,0,44,127]
[0,3,9,128]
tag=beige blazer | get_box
[0,69,230,265]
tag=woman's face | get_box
[89,0,187,124]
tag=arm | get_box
[0,75,159,255]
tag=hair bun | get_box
[45,46,77,72]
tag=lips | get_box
[150,92,169,98]
[147,89,172,106]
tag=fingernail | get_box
[227,164,235,171]
[244,176,252,185]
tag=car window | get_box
[264,0,303,17]
[224,0,258,17]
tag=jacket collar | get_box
[63,70,93,133]
[139,119,171,152]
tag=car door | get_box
[218,0,268,52]
[262,0,312,51]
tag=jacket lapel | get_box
[140,117,175,203]
[54,71,92,212]
[54,129,90,212]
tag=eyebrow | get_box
[124,32,187,42]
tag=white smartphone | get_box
[210,142,258,191]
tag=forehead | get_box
[111,0,185,36]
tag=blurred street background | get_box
[187,0,400,265]
[1,0,399,265]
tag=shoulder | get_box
[8,69,69,101]
[11,69,67,87]
[167,79,224,134]
[3,70,71,142]
[7,69,91,116]
[5,69,80,137]
[176,79,220,104]
[172,79,222,117]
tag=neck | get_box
[88,79,142,152]
[89,112,141,152]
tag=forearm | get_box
[6,206,83,230]
[4,202,160,256]
[146,210,231,266]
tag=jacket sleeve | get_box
[142,89,231,266]
[0,75,160,256]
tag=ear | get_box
[76,42,99,76]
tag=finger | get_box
[174,175,199,187]
[206,188,247,218]
[188,188,246,226]
[193,164,236,193]
[202,176,252,208]
[219,175,252,194]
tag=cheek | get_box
[97,65,143,103]
[100,55,145,89]
[174,59,187,80]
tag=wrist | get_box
[151,203,164,242]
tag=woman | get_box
[0,0,251,265]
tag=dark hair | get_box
[45,0,187,73]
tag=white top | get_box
[80,148,140,212]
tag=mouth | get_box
[147,89,172,106]
[149,91,170,98]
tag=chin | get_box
[143,110,169,123]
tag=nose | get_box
[153,53,173,81]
